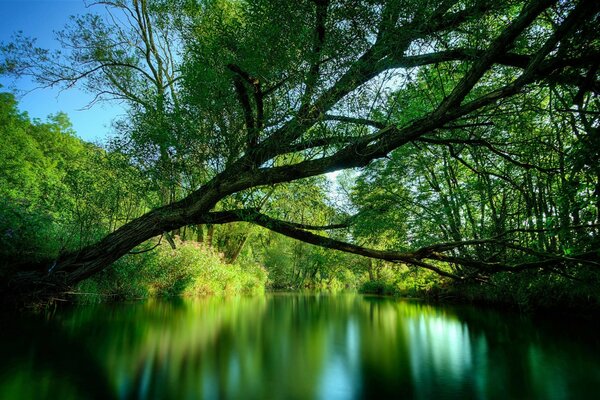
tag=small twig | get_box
[129,234,163,254]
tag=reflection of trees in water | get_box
[0,313,116,400]
[360,298,600,399]
[450,305,600,399]
[2,295,600,399]
[66,296,270,399]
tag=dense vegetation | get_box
[0,93,347,299]
[0,0,599,310]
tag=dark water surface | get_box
[1,293,599,399]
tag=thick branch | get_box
[435,0,555,115]
[200,209,600,279]
[227,63,263,147]
[300,0,329,112]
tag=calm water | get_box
[1,293,599,399]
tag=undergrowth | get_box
[74,239,267,303]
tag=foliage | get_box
[0,92,152,272]
[0,0,599,311]
[75,238,267,302]
[358,263,442,297]
[0,198,57,276]
[444,271,600,312]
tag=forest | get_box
[1,0,599,310]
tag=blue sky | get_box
[0,0,124,142]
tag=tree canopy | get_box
[1,0,599,304]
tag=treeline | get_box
[0,92,364,298]
[1,0,599,311]
[348,70,600,310]
[2,85,599,310]
[0,93,149,273]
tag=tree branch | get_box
[435,0,556,115]
[199,209,462,279]
[227,63,263,147]
[324,114,386,129]
[416,136,559,173]
[300,0,329,113]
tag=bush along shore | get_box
[74,239,267,304]
[358,265,600,315]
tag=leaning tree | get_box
[1,0,599,303]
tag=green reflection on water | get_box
[1,294,599,399]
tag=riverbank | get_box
[73,240,267,304]
[358,275,600,317]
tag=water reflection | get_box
[1,294,599,399]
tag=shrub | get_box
[74,239,268,303]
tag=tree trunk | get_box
[196,225,204,243]
[206,224,214,248]
[228,234,249,264]
[0,178,232,304]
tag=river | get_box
[1,293,599,399]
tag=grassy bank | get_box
[74,239,268,303]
